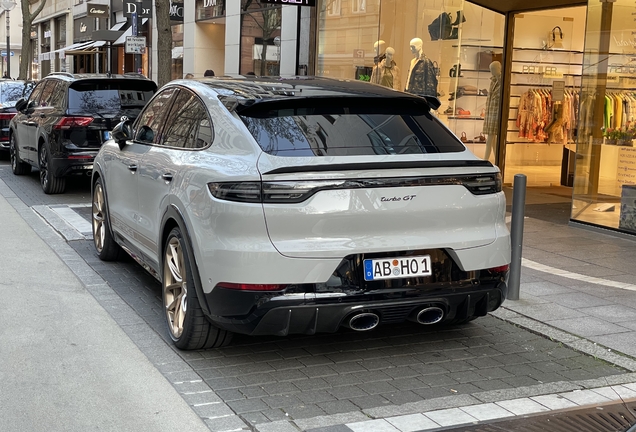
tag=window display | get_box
[316,0,504,160]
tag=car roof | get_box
[44,72,153,83]
[169,76,437,113]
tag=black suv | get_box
[9,73,157,194]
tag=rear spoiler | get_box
[262,160,494,175]
[219,94,442,117]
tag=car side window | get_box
[134,87,177,144]
[39,80,59,107]
[161,89,212,149]
[48,81,66,108]
[27,81,46,107]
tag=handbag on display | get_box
[549,26,564,49]
[432,61,440,77]
[428,13,453,41]
[449,64,462,77]
[477,51,503,71]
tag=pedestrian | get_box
[2,71,8,79]
[204,69,215,77]
[184,73,194,79]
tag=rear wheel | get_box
[10,134,30,175]
[92,178,122,261]
[163,227,232,350]
[39,144,66,194]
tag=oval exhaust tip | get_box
[417,307,444,325]
[348,313,380,332]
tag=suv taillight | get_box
[54,116,94,130]
[0,112,15,121]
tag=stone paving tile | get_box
[545,317,632,337]
[55,202,631,430]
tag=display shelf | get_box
[514,47,584,54]
[511,60,583,66]
[453,44,502,49]
[447,116,484,120]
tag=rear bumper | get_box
[205,281,507,336]
[51,153,99,177]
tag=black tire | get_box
[92,178,122,261]
[10,133,30,175]
[163,227,232,350]
[39,144,66,194]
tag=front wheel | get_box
[92,178,122,261]
[39,144,66,194]
[163,227,232,350]
[10,134,30,175]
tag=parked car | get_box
[9,73,158,194]
[0,80,36,155]
[91,77,511,350]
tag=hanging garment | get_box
[517,91,535,140]
[406,54,438,97]
[371,59,402,90]
[482,74,501,135]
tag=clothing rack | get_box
[515,88,579,144]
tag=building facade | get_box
[22,0,636,238]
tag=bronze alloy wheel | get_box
[92,182,106,253]
[164,235,188,339]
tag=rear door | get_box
[241,102,504,259]
[137,88,212,265]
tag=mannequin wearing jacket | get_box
[483,61,501,161]
[371,47,401,90]
[405,38,438,97]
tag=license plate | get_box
[364,255,432,281]
[103,131,112,141]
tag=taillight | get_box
[488,264,509,273]
[0,112,15,121]
[216,282,287,291]
[462,173,502,195]
[208,180,346,204]
[54,116,94,130]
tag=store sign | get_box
[125,36,146,54]
[44,30,51,38]
[123,0,152,18]
[87,3,109,17]
[170,1,184,21]
[80,22,88,33]
[196,0,224,20]
[203,0,217,5]
[261,0,316,5]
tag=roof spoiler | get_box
[218,94,440,116]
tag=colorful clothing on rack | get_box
[516,88,579,144]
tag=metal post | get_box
[5,9,9,78]
[508,174,527,301]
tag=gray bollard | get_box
[508,174,527,301]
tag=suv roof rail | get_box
[47,72,74,78]
[123,72,148,79]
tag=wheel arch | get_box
[160,205,211,317]
[91,165,118,244]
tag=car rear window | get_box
[239,100,465,156]
[68,80,157,115]
[0,82,32,103]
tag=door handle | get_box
[127,164,137,172]
[161,173,173,182]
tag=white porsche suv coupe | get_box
[91,77,510,350]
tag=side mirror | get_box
[112,120,133,147]
[14,98,27,112]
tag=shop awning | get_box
[114,19,149,46]
[51,41,95,55]
[469,0,586,13]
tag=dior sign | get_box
[123,0,152,18]
[170,1,184,21]
[87,3,109,17]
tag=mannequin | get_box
[371,47,401,90]
[373,40,386,64]
[483,61,501,161]
[405,38,438,97]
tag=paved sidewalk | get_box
[0,194,210,431]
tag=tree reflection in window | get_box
[162,92,212,149]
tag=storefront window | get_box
[172,24,184,80]
[240,0,281,76]
[316,0,504,161]
[573,0,636,234]
[56,17,67,72]
[196,0,225,21]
